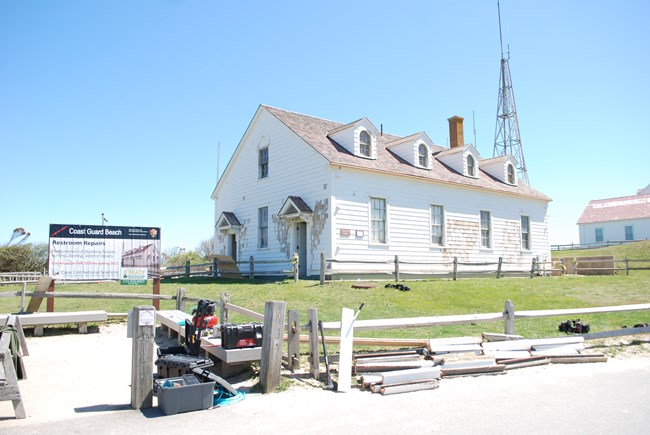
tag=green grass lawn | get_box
[1,242,648,343]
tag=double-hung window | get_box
[258,207,268,248]
[431,205,444,246]
[370,197,386,243]
[625,225,633,241]
[359,131,371,157]
[521,215,530,250]
[480,210,491,248]
[259,147,269,179]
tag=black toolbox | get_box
[154,354,213,378]
[221,323,263,349]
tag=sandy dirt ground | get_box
[1,322,649,434]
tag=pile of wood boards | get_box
[353,333,607,395]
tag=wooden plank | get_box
[355,360,436,373]
[488,350,532,360]
[428,344,483,354]
[287,310,300,372]
[441,364,506,377]
[259,301,286,393]
[355,354,422,365]
[515,303,650,318]
[428,336,483,345]
[130,306,155,410]
[212,255,242,279]
[380,379,440,395]
[504,358,551,370]
[481,336,584,352]
[223,302,264,322]
[307,308,320,380]
[481,332,524,342]
[25,276,54,313]
[0,311,108,326]
[337,307,354,392]
[582,326,650,340]
[531,343,585,354]
[441,359,497,369]
[321,312,505,331]
[549,355,608,364]
[380,367,441,385]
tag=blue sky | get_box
[1,0,649,252]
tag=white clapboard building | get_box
[211,105,551,278]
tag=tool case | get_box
[155,354,214,378]
[221,323,263,349]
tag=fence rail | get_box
[0,272,42,282]
[551,239,646,251]
[320,254,551,283]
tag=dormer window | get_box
[418,144,429,167]
[359,130,371,157]
[467,154,476,177]
[507,164,516,184]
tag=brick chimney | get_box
[448,116,464,148]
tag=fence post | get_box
[220,293,230,325]
[152,278,160,310]
[320,252,326,285]
[130,305,155,410]
[287,310,300,372]
[625,257,629,276]
[308,308,320,379]
[292,253,299,283]
[249,256,254,280]
[47,278,55,312]
[212,257,218,278]
[20,281,26,313]
[504,300,515,335]
[453,257,458,281]
[394,255,400,283]
[496,257,503,279]
[260,300,287,393]
[175,287,186,311]
[530,258,537,279]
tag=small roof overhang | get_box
[278,196,313,220]
[216,211,242,232]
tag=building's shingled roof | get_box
[263,105,550,201]
[577,194,650,224]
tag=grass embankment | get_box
[0,242,648,346]
[552,240,650,260]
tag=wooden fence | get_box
[319,253,552,284]
[551,239,646,251]
[2,282,649,382]
[0,272,41,283]
[161,257,296,280]
[551,257,650,276]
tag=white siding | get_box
[213,109,332,275]
[579,218,650,244]
[330,166,549,273]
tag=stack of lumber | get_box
[359,367,441,395]
[350,333,608,395]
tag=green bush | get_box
[0,243,48,272]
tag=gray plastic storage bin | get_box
[154,376,215,415]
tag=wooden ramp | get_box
[212,255,242,279]
[25,276,55,313]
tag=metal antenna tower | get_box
[493,0,529,184]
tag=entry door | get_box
[229,234,237,262]
[296,222,307,277]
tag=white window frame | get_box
[418,143,429,167]
[521,215,531,250]
[258,206,269,248]
[370,197,387,244]
[359,130,371,157]
[258,147,269,179]
[467,154,476,177]
[480,210,491,249]
[507,164,516,184]
[430,204,444,246]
